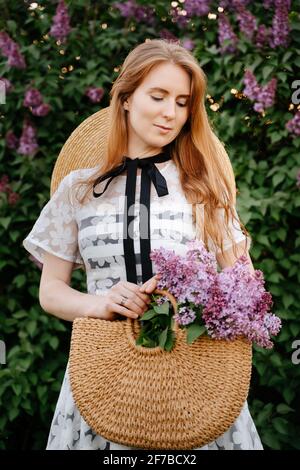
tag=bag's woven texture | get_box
[69,291,252,450]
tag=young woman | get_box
[23,39,263,450]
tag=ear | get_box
[123,99,129,111]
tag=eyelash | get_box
[151,96,187,107]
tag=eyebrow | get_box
[148,87,190,98]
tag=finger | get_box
[118,287,149,311]
[111,303,140,319]
[140,276,159,294]
[124,282,152,305]
[109,295,140,319]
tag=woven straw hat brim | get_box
[69,317,252,450]
[50,106,110,196]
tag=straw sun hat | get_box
[50,106,110,195]
[51,106,253,449]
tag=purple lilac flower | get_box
[169,6,190,28]
[263,0,274,8]
[85,86,104,104]
[243,70,277,113]
[23,88,51,116]
[235,4,258,40]
[181,38,195,51]
[155,295,169,305]
[174,306,196,326]
[5,130,19,150]
[255,24,271,48]
[0,174,10,193]
[0,32,26,69]
[202,255,280,348]
[219,0,251,10]
[17,120,39,156]
[184,0,211,17]
[0,77,13,93]
[113,1,155,26]
[270,0,291,48]
[159,29,180,43]
[286,111,300,137]
[151,240,217,305]
[218,13,239,55]
[23,88,43,108]
[243,70,261,101]
[7,190,20,206]
[151,240,281,348]
[254,78,277,113]
[49,0,72,43]
[31,103,51,117]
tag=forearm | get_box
[39,280,97,322]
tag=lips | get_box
[154,124,172,130]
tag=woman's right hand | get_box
[83,280,153,321]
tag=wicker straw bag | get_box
[69,289,252,450]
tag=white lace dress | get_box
[23,159,263,450]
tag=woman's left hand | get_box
[139,274,161,295]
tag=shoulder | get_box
[68,165,101,183]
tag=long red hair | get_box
[72,39,250,257]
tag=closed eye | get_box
[151,96,187,107]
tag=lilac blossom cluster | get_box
[174,306,196,326]
[5,120,39,156]
[235,3,258,40]
[220,0,252,8]
[85,87,104,104]
[202,256,281,348]
[286,111,300,137]
[0,32,26,69]
[113,1,156,26]
[49,0,72,43]
[23,88,51,117]
[243,70,277,113]
[0,174,20,206]
[183,0,211,17]
[218,13,239,54]
[0,77,13,94]
[151,239,281,349]
[270,0,291,49]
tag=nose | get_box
[162,99,177,120]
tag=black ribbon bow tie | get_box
[92,151,172,284]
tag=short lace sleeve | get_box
[22,172,84,269]
[207,206,252,254]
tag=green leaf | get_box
[26,320,37,337]
[272,173,285,188]
[276,403,294,414]
[273,417,289,435]
[49,336,59,350]
[282,388,295,405]
[8,407,19,422]
[159,327,169,349]
[164,329,175,352]
[12,384,22,396]
[153,302,170,314]
[186,324,206,344]
[0,217,11,229]
[13,274,27,288]
[262,66,274,80]
[140,309,157,320]
[283,294,294,309]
